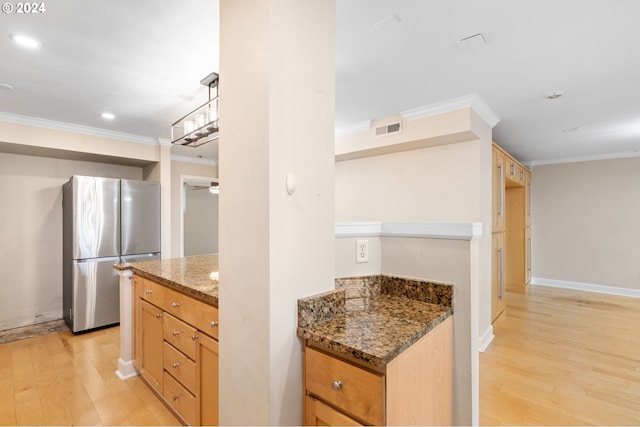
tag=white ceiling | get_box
[1,0,639,165]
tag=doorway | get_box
[180,175,218,257]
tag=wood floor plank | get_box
[481,285,640,426]
[0,325,179,426]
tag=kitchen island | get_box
[114,254,219,426]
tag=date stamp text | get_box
[2,2,46,13]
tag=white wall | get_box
[531,157,640,293]
[0,152,142,330]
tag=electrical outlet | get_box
[356,239,369,263]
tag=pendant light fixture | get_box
[171,72,219,147]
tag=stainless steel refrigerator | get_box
[62,176,160,333]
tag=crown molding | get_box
[400,93,500,128]
[529,150,640,167]
[171,154,218,166]
[335,120,371,137]
[0,111,159,145]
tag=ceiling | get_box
[1,0,639,165]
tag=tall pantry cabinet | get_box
[491,142,531,322]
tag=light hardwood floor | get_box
[0,326,180,426]
[481,285,640,425]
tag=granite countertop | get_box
[115,254,219,307]
[297,275,453,369]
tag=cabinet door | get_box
[492,148,505,232]
[525,227,532,284]
[492,233,506,322]
[524,169,532,226]
[139,299,164,391]
[197,333,219,426]
[304,395,362,426]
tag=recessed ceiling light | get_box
[0,83,15,91]
[9,34,40,49]
[544,91,564,100]
[101,112,115,120]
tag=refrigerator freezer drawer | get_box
[67,257,120,333]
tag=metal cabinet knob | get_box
[144,289,152,294]
[172,362,180,369]
[172,302,180,308]
[172,395,179,401]
[192,335,199,341]
[210,321,219,328]
[331,380,343,392]
[155,313,162,319]
[172,330,180,336]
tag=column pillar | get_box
[218,0,335,424]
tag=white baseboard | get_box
[478,325,494,352]
[530,277,640,299]
[116,359,138,380]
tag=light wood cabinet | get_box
[303,316,452,426]
[305,395,362,426]
[133,274,219,426]
[492,143,532,321]
[138,299,164,391]
[197,333,219,426]
[492,233,505,321]
[492,148,505,233]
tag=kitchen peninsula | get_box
[298,276,453,425]
[114,255,219,426]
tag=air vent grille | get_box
[374,122,402,137]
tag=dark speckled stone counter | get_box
[297,275,453,369]
[115,254,219,307]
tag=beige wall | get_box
[0,151,142,330]
[334,112,493,425]
[531,157,640,291]
[218,0,335,424]
[0,119,218,328]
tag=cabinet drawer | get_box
[163,286,199,326]
[163,313,197,360]
[137,276,164,307]
[163,342,196,393]
[163,371,197,426]
[305,395,362,426]
[305,347,384,425]
[194,303,219,340]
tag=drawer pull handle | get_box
[192,335,199,341]
[210,321,219,328]
[172,330,180,337]
[155,313,162,319]
[331,380,343,392]
[172,302,180,308]
[172,362,180,369]
[144,290,152,294]
[172,395,179,401]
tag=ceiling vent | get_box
[374,122,402,137]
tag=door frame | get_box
[179,174,218,257]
